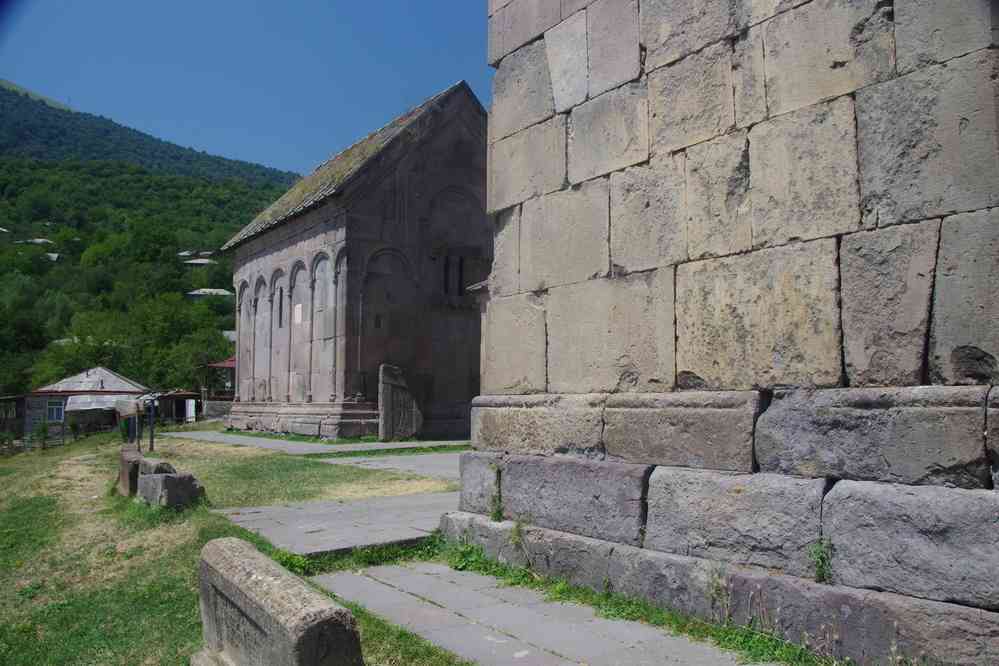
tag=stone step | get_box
[313,562,747,665]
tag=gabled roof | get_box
[222,81,481,251]
[34,366,148,394]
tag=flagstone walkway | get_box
[161,430,468,455]
[315,562,754,666]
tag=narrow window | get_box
[443,256,451,294]
[374,314,382,330]
[458,257,465,296]
[278,288,284,328]
[47,400,64,423]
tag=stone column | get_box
[306,277,316,403]
[285,288,293,403]
[250,296,258,402]
[234,297,241,402]
[330,272,339,403]
[266,293,274,401]
[335,258,349,399]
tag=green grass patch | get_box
[104,492,210,531]
[0,467,15,477]
[302,444,471,459]
[0,496,62,572]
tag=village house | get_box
[223,81,489,440]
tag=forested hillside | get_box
[0,158,283,395]
[0,80,298,188]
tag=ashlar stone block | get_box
[561,0,598,17]
[685,130,752,260]
[929,208,999,385]
[645,467,825,577]
[587,0,640,98]
[602,391,759,471]
[895,0,996,74]
[491,39,555,143]
[472,394,605,456]
[545,11,588,113]
[763,0,895,116]
[825,480,999,610]
[501,455,652,546]
[568,82,648,184]
[749,96,861,247]
[756,386,991,488]
[732,27,766,128]
[640,0,737,71]
[489,0,562,65]
[480,293,547,394]
[609,153,687,272]
[458,451,502,516]
[989,387,999,488]
[547,271,675,393]
[841,220,940,386]
[520,177,609,291]
[489,205,520,297]
[857,50,999,226]
[675,238,841,389]
[488,114,566,214]
[649,41,734,155]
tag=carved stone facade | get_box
[225,82,489,439]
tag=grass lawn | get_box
[0,433,465,665]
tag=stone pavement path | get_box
[218,492,458,556]
[314,562,747,665]
[319,452,460,480]
[161,430,468,456]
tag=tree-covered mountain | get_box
[0,79,299,188]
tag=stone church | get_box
[224,81,489,439]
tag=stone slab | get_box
[501,455,651,546]
[546,272,675,393]
[763,0,895,117]
[441,511,999,665]
[990,387,999,488]
[857,50,999,226]
[218,492,459,556]
[841,219,940,386]
[602,391,758,472]
[138,457,177,476]
[319,452,460,481]
[586,0,639,98]
[117,445,140,497]
[160,431,468,455]
[520,177,609,291]
[748,96,862,248]
[675,238,841,389]
[640,0,737,71]
[489,0,562,65]
[895,0,996,74]
[567,81,648,184]
[488,114,566,214]
[755,386,991,488]
[929,208,999,385]
[649,41,733,155]
[732,27,766,127]
[197,537,363,666]
[137,473,204,508]
[491,39,555,143]
[489,205,520,297]
[645,468,824,577]
[472,394,605,456]
[458,451,502,515]
[609,153,687,272]
[684,130,751,260]
[825,480,999,610]
[480,293,547,394]
[545,11,587,113]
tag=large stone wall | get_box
[464,1,999,663]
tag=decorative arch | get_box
[310,251,332,280]
[289,260,309,290]
[362,247,417,285]
[269,268,286,297]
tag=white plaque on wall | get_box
[294,303,302,324]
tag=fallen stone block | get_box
[755,386,991,488]
[472,394,605,456]
[458,451,502,516]
[645,468,824,578]
[117,445,141,497]
[602,391,758,472]
[825,480,999,610]
[138,457,177,476]
[501,455,651,546]
[193,537,364,666]
[138,473,205,508]
[438,512,528,568]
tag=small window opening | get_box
[458,257,465,296]
[278,288,284,328]
[374,314,383,330]
[443,256,451,294]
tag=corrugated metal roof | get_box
[221,81,473,252]
[35,367,148,394]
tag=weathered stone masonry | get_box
[449,1,999,664]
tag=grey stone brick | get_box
[502,455,651,545]
[895,0,996,74]
[545,11,588,113]
[138,457,176,476]
[458,451,503,515]
[826,480,999,610]
[586,0,640,98]
[491,39,555,143]
[732,27,766,128]
[756,386,991,488]
[480,293,547,395]
[645,468,824,577]
[568,82,648,184]
[763,0,895,116]
[609,153,687,271]
[857,50,999,226]
[649,42,734,155]
[929,208,999,385]
[748,96,862,248]
[489,205,520,297]
[989,387,999,488]
[490,0,562,65]
[488,114,566,213]
[472,394,606,456]
[137,473,205,508]
[546,272,674,393]
[841,220,940,386]
[675,239,841,389]
[602,391,758,472]
[685,130,752,260]
[561,0,597,17]
[640,0,737,71]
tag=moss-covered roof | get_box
[223,81,471,251]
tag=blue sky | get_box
[0,0,494,175]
